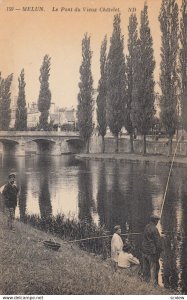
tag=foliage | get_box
[125,13,138,153]
[15,69,27,130]
[23,213,110,258]
[77,33,94,153]
[0,73,13,130]
[38,55,52,130]
[96,36,108,153]
[107,14,126,152]
[131,3,155,154]
[159,0,179,154]
[60,123,75,131]
[179,0,187,130]
[36,119,54,131]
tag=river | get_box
[0,153,187,293]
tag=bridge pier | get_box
[15,141,26,156]
[1,143,16,155]
[36,141,62,155]
[51,142,62,156]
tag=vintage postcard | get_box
[0,0,186,298]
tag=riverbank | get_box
[0,213,175,295]
[75,152,187,166]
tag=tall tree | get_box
[0,73,13,130]
[107,14,126,153]
[179,0,187,132]
[131,3,155,155]
[77,33,94,153]
[159,0,179,155]
[15,69,27,130]
[125,13,138,153]
[96,35,108,153]
[38,55,51,130]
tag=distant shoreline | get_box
[75,153,187,166]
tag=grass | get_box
[0,212,177,295]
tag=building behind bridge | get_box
[10,101,77,130]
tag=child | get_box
[111,225,123,271]
[118,244,140,270]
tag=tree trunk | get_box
[115,134,119,153]
[102,135,105,153]
[143,134,146,155]
[86,139,90,154]
[168,136,172,156]
[130,133,134,153]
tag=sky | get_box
[0,0,183,109]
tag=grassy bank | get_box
[75,152,187,166]
[23,213,110,258]
[0,213,176,295]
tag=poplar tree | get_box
[38,55,51,130]
[131,4,155,155]
[107,14,126,153]
[125,13,138,153]
[179,0,187,131]
[0,73,13,130]
[77,33,94,153]
[15,69,27,130]
[96,36,107,153]
[159,0,179,155]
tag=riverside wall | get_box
[89,135,187,156]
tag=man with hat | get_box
[111,225,123,271]
[141,214,162,286]
[2,173,19,230]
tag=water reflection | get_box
[78,160,93,222]
[1,154,187,292]
[18,173,28,222]
[97,162,107,227]
[39,176,52,220]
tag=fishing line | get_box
[160,135,182,221]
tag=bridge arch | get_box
[0,138,19,155]
[65,138,84,154]
[0,138,19,144]
[26,138,56,144]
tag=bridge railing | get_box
[0,131,80,137]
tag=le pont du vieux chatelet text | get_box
[6,6,123,13]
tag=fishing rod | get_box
[60,232,142,244]
[160,135,182,221]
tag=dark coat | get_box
[2,182,19,208]
[142,221,162,256]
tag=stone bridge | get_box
[0,131,83,156]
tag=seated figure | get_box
[118,244,140,270]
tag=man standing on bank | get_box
[142,214,162,286]
[2,173,19,230]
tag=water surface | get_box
[0,154,187,293]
